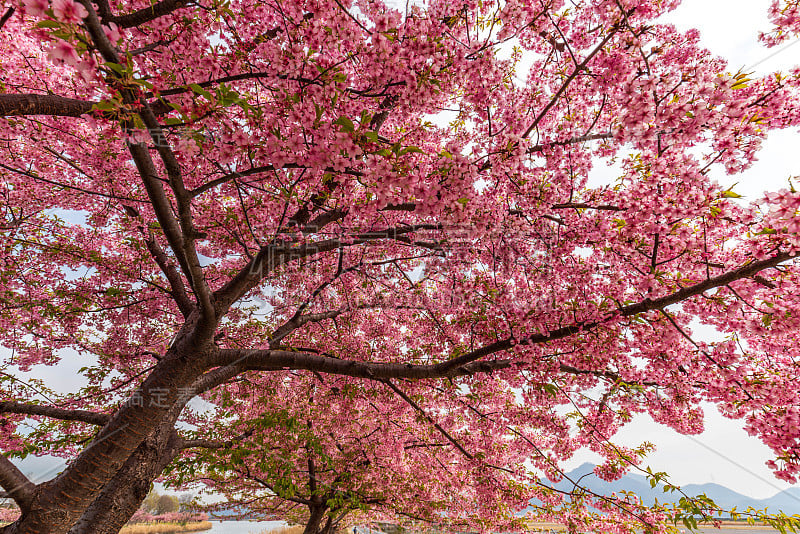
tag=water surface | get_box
[205,520,288,534]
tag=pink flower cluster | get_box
[21,0,86,21]
[128,511,208,524]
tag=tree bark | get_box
[66,424,183,534]
[303,506,328,534]
[319,515,336,534]
[0,337,211,534]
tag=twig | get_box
[0,7,15,31]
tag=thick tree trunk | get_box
[303,506,328,534]
[66,424,182,534]
[319,515,335,534]
[0,333,212,534]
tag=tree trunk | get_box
[67,424,182,534]
[303,506,328,534]
[319,515,335,534]
[0,335,211,534]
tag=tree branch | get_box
[0,454,35,512]
[381,379,473,459]
[110,0,192,28]
[80,2,215,327]
[521,24,621,139]
[208,348,512,380]
[527,132,614,154]
[0,401,110,426]
[123,205,194,318]
[0,7,15,30]
[0,94,95,117]
[430,250,798,375]
[0,94,171,117]
[180,438,226,449]
[212,225,438,314]
[210,250,797,381]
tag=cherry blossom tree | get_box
[177,372,555,534]
[3,0,800,532]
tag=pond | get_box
[204,520,289,534]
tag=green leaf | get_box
[36,20,62,28]
[755,227,777,235]
[105,287,124,297]
[132,78,154,89]
[188,83,213,99]
[360,110,372,126]
[91,101,117,112]
[104,62,127,75]
[398,146,424,156]
[540,383,558,397]
[333,116,355,133]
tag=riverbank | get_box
[119,521,213,534]
[526,522,784,532]
[698,522,782,530]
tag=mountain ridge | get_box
[553,463,800,515]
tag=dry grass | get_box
[259,526,305,534]
[119,521,213,534]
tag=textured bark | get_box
[67,424,182,534]
[319,515,335,534]
[0,341,210,534]
[0,402,110,426]
[0,94,95,117]
[0,456,35,512]
[0,94,171,118]
[303,506,328,534]
[111,0,191,28]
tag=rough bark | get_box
[0,340,211,534]
[0,94,171,118]
[0,456,35,512]
[319,515,336,534]
[67,424,182,534]
[0,402,110,426]
[0,94,95,117]
[303,506,328,534]
[110,0,191,28]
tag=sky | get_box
[8,0,800,503]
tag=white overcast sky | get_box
[9,0,800,501]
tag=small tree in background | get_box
[141,489,160,516]
[155,495,180,516]
[178,493,195,513]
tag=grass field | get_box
[118,521,213,534]
[260,527,305,534]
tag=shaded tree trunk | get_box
[320,515,336,534]
[0,336,211,534]
[67,423,182,534]
[303,506,329,534]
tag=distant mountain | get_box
[546,463,800,515]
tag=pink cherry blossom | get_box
[21,0,48,17]
[3,0,800,532]
[51,0,87,23]
[46,39,79,65]
[102,22,122,44]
